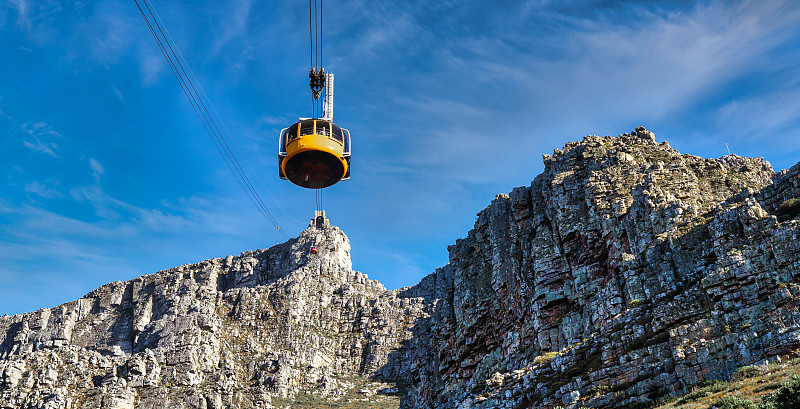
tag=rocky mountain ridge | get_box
[2,127,800,409]
[401,127,800,408]
[0,213,425,408]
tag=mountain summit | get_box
[0,211,425,408]
[2,127,800,409]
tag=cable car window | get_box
[279,128,288,154]
[286,123,299,142]
[331,124,344,143]
[299,120,316,136]
[343,129,351,155]
[316,120,330,136]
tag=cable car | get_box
[278,118,351,189]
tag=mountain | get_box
[2,127,799,409]
[0,213,423,408]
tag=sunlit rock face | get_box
[401,127,800,409]
[2,128,800,409]
[0,211,426,408]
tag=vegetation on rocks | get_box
[652,361,800,409]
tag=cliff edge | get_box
[402,127,800,408]
[0,211,425,408]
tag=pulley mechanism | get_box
[309,67,326,100]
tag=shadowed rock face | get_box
[2,128,800,409]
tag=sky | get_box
[2,0,800,316]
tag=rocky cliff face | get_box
[1,127,799,409]
[0,212,425,408]
[401,127,800,408]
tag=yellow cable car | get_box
[278,118,351,189]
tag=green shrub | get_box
[759,375,800,409]
[532,351,559,365]
[713,395,756,409]
[677,380,730,404]
[732,366,764,381]
[587,384,613,398]
[698,379,731,393]
[678,389,711,404]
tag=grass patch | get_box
[270,376,403,409]
[587,384,613,398]
[714,395,756,409]
[649,361,800,409]
[754,383,782,394]
[533,351,560,365]
[546,348,604,395]
[676,380,730,405]
[732,366,764,382]
[759,375,800,409]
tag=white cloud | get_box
[524,1,800,120]
[69,185,190,228]
[21,122,61,158]
[22,136,58,157]
[112,85,124,102]
[351,0,800,186]
[23,180,64,199]
[88,158,105,180]
[716,84,800,137]
[8,0,29,29]
[208,0,252,57]
[139,51,165,86]
[3,0,63,44]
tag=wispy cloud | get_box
[7,0,29,30]
[0,184,282,314]
[208,0,252,57]
[88,158,105,180]
[338,0,800,183]
[21,122,61,157]
[111,85,124,102]
[523,1,800,121]
[3,0,63,44]
[715,81,800,139]
[22,135,58,157]
[23,180,64,199]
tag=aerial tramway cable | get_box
[315,190,323,212]
[308,0,326,118]
[134,0,290,240]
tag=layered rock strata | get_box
[0,212,425,408]
[401,127,800,408]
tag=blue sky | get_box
[2,0,800,316]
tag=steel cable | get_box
[135,0,290,240]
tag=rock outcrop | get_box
[0,211,425,408]
[1,127,799,409]
[401,127,800,408]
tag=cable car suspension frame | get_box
[278,0,350,190]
